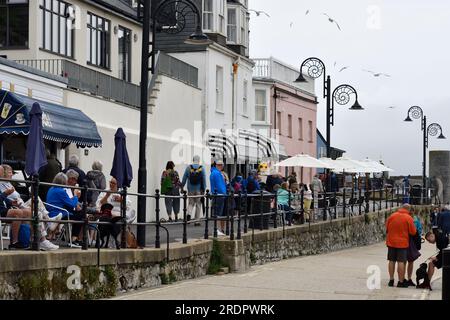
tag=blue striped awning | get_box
[0,89,102,148]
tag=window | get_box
[242,80,248,115]
[87,12,110,69]
[39,0,73,57]
[218,0,225,34]
[227,8,237,43]
[255,89,266,122]
[0,0,29,49]
[216,66,223,112]
[203,0,213,31]
[288,114,292,137]
[118,26,131,82]
[308,120,313,142]
[240,9,246,45]
[276,111,282,135]
[298,118,303,140]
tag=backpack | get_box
[246,178,256,193]
[161,171,174,194]
[233,180,242,193]
[189,165,203,185]
[18,224,31,248]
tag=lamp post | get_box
[404,106,446,203]
[295,58,363,193]
[137,0,209,247]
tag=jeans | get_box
[164,189,180,217]
[188,191,203,220]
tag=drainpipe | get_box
[232,59,239,130]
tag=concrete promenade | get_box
[112,241,442,300]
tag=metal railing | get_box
[0,176,439,263]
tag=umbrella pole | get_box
[121,187,128,249]
[31,174,40,251]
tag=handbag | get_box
[126,227,138,249]
[407,236,421,262]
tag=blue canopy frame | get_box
[0,89,102,148]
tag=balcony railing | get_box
[253,57,315,93]
[14,53,198,109]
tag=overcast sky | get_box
[249,0,450,175]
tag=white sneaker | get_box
[40,240,59,251]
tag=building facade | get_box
[252,57,317,185]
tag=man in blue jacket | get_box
[181,155,206,225]
[210,160,227,236]
[437,205,450,235]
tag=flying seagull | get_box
[363,69,391,77]
[323,13,341,31]
[305,9,310,15]
[339,66,350,72]
[248,9,270,17]
[290,22,294,28]
[388,106,396,109]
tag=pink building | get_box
[253,57,318,185]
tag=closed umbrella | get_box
[25,102,47,176]
[110,128,133,188]
[110,127,133,248]
[25,102,47,250]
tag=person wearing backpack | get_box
[161,161,181,222]
[86,160,106,210]
[181,155,206,225]
[244,169,261,194]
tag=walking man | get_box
[385,203,417,287]
[181,155,206,226]
[210,160,227,236]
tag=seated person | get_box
[425,228,450,284]
[46,172,84,246]
[0,164,26,208]
[96,177,135,223]
[274,182,295,226]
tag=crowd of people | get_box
[1,152,134,250]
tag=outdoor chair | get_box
[276,204,286,226]
[327,197,339,219]
[44,203,74,248]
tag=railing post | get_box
[213,192,218,238]
[385,186,388,210]
[273,190,278,229]
[323,191,328,221]
[237,191,242,240]
[226,190,231,236]
[259,190,264,231]
[243,192,248,234]
[343,187,346,218]
[358,188,362,216]
[204,190,210,240]
[372,188,376,212]
[31,175,40,251]
[396,185,399,207]
[120,187,128,249]
[333,190,337,219]
[229,189,234,240]
[379,188,383,212]
[300,188,305,224]
[155,189,161,248]
[311,189,315,222]
[288,190,292,225]
[182,191,188,244]
[82,180,89,250]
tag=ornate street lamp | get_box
[137,0,209,248]
[404,106,446,203]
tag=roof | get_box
[90,0,138,21]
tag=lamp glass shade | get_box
[349,100,364,110]
[294,73,307,83]
[404,115,413,122]
[438,133,446,139]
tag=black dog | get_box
[416,263,432,290]
[97,215,123,249]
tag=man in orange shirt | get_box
[385,203,417,287]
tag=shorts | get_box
[433,252,443,269]
[212,196,226,217]
[387,247,407,262]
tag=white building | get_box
[0,0,203,221]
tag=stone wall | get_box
[0,206,433,299]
